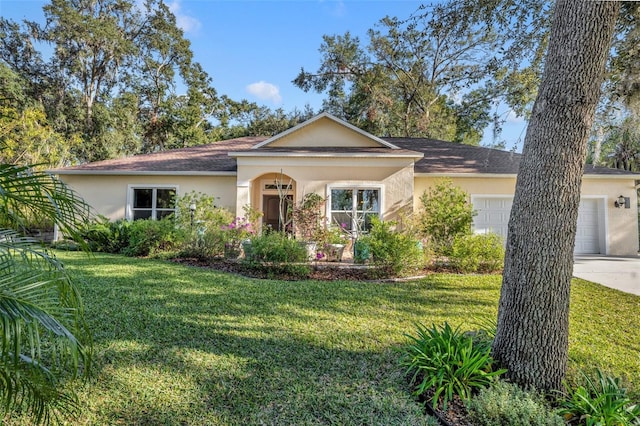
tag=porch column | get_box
[236,183,250,217]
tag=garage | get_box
[472,196,604,254]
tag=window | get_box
[130,187,176,220]
[329,188,380,234]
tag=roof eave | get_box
[415,172,639,178]
[49,170,237,176]
[229,151,423,159]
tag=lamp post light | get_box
[189,202,197,226]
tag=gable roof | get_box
[251,112,400,149]
[51,113,638,178]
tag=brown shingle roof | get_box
[52,135,638,177]
[388,138,521,174]
[52,137,265,174]
[387,137,638,176]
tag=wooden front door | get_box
[262,195,292,232]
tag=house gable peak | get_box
[251,112,400,150]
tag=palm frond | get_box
[0,164,91,243]
[0,163,92,422]
[0,230,90,423]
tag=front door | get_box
[262,195,292,232]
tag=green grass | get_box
[6,252,640,425]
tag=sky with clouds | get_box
[1,0,526,148]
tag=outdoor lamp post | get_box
[189,202,196,226]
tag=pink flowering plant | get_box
[221,217,255,244]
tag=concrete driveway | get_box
[573,255,640,295]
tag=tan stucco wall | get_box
[582,177,639,255]
[59,169,638,256]
[414,174,639,256]
[236,156,415,223]
[59,174,237,221]
[267,117,383,148]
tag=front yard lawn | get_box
[7,252,639,425]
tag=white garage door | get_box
[472,197,512,241]
[574,198,601,254]
[472,197,602,254]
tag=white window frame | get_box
[126,184,179,220]
[326,184,383,236]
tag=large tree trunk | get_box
[492,0,619,392]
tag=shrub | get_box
[467,380,565,426]
[174,191,235,259]
[81,216,131,253]
[557,369,640,426]
[124,217,181,257]
[244,232,308,263]
[418,179,475,255]
[240,232,311,279]
[353,239,371,264]
[293,193,325,241]
[361,218,425,277]
[449,233,505,273]
[400,322,506,410]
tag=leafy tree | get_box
[130,1,224,153]
[223,104,316,138]
[600,122,640,171]
[0,164,92,423]
[608,3,640,108]
[294,0,550,144]
[1,0,231,162]
[0,105,79,168]
[0,63,78,168]
[589,4,640,172]
[42,0,137,124]
[492,0,620,391]
[418,179,475,254]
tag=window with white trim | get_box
[329,187,380,234]
[131,187,177,220]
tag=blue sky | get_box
[0,0,527,148]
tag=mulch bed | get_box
[171,257,379,280]
[420,390,474,426]
[169,254,473,281]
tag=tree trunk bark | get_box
[492,0,619,392]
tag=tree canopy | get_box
[0,0,311,167]
[1,0,639,167]
[294,0,551,145]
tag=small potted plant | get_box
[221,216,254,260]
[319,223,348,262]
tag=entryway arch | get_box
[251,172,297,233]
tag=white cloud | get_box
[246,81,283,105]
[167,0,201,33]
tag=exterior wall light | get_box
[614,195,629,209]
